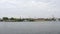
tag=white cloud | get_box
[16,0,58,18]
[0,0,60,18]
[0,0,16,8]
[17,0,56,13]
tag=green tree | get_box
[10,17,15,20]
[3,17,8,20]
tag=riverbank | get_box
[0,17,60,22]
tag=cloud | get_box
[0,0,60,18]
[0,0,16,8]
[17,0,56,11]
[16,0,59,18]
[16,0,56,10]
[17,1,48,8]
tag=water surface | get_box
[0,21,60,34]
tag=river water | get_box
[0,21,60,34]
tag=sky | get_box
[0,0,60,18]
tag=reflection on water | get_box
[0,21,60,34]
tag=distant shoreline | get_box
[0,20,60,22]
[0,17,60,22]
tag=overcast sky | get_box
[0,0,60,18]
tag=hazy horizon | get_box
[0,0,60,18]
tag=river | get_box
[0,21,60,34]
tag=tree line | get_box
[0,17,35,22]
[0,17,60,22]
